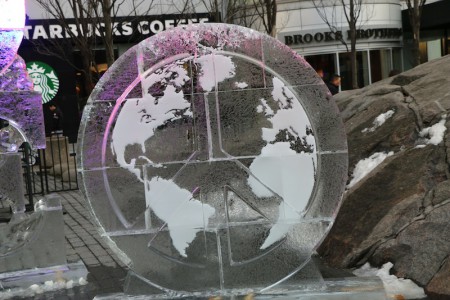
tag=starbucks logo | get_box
[26,61,59,104]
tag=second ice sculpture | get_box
[78,23,348,295]
[0,1,83,288]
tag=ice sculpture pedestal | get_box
[0,261,88,293]
[0,155,87,295]
[0,193,88,294]
[95,258,387,299]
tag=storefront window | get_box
[339,51,369,91]
[304,54,336,82]
[419,41,428,64]
[446,29,450,55]
[392,48,402,73]
[370,49,391,83]
[419,30,445,63]
[427,39,442,61]
[447,36,450,55]
[305,48,398,91]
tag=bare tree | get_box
[313,0,371,89]
[251,0,277,37]
[405,0,426,67]
[32,0,155,97]
[173,0,276,36]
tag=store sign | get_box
[26,61,60,104]
[281,27,402,47]
[23,14,212,43]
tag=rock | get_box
[317,55,450,299]
[365,84,402,96]
[426,257,450,299]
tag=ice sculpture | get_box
[0,0,45,227]
[0,0,25,74]
[0,55,46,150]
[0,0,86,292]
[0,0,45,229]
[78,24,348,296]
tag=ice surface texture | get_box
[0,193,66,273]
[78,23,348,295]
[0,55,45,150]
[0,154,25,214]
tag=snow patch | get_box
[354,262,426,300]
[416,115,447,147]
[347,151,394,189]
[234,81,248,89]
[362,110,395,133]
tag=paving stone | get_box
[83,257,100,265]
[24,190,131,297]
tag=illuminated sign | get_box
[26,61,60,104]
[23,14,212,43]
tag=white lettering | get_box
[32,25,48,39]
[97,23,105,37]
[149,20,163,33]
[66,24,78,37]
[164,19,175,29]
[83,24,91,37]
[49,24,63,39]
[112,22,121,36]
[85,24,101,37]
[121,22,132,36]
[24,16,210,41]
[137,20,149,34]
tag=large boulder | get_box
[318,54,450,299]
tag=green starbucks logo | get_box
[26,61,59,104]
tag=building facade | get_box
[402,0,450,70]
[22,0,212,140]
[20,0,450,138]
[276,0,403,91]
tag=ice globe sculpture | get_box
[78,23,348,296]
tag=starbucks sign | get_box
[26,61,59,104]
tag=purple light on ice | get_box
[0,0,26,74]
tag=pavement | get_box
[59,190,129,296]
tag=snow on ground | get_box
[362,110,395,133]
[347,151,394,189]
[416,115,447,147]
[354,262,426,299]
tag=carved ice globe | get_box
[78,23,348,295]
